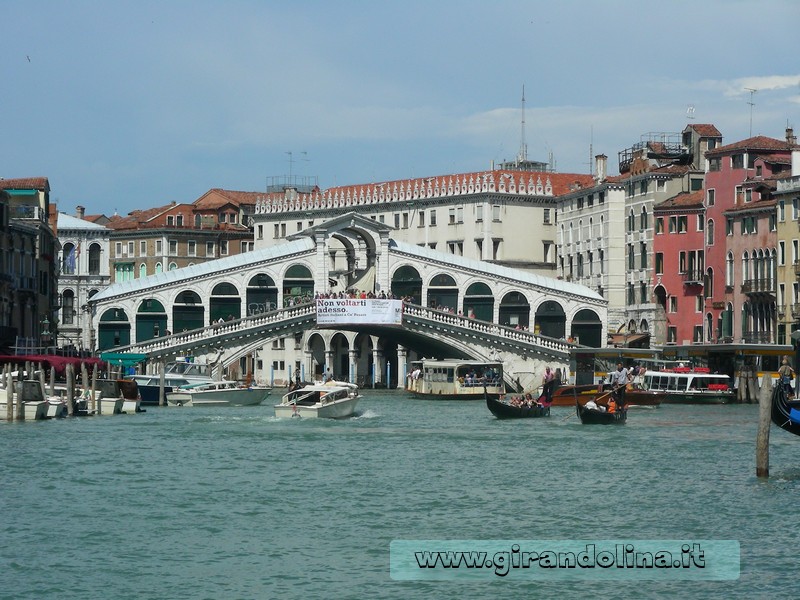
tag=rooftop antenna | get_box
[286,151,309,180]
[686,104,695,120]
[588,125,594,175]
[745,88,757,137]
[518,85,527,164]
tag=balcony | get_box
[793,303,800,317]
[741,278,776,296]
[794,261,800,277]
[742,331,773,344]
[682,271,704,286]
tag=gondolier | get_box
[611,363,629,406]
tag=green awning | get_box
[100,352,148,367]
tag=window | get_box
[640,207,647,230]
[258,225,263,239]
[543,208,551,225]
[628,210,635,232]
[139,263,147,278]
[169,239,177,255]
[667,326,677,343]
[769,213,777,232]
[709,157,721,171]
[457,207,464,223]
[726,218,734,236]
[114,262,134,282]
[274,224,280,239]
[693,325,704,342]
[430,210,437,226]
[394,214,400,228]
[655,253,664,274]
[402,213,409,228]
[640,242,647,269]
[115,242,123,256]
[220,240,229,255]
[599,192,605,204]
[577,197,584,210]
[140,241,147,256]
[492,205,501,221]
[679,251,687,273]
[206,242,215,257]
[188,240,196,257]
[707,220,714,246]
[697,215,704,232]
[476,239,483,258]
[669,297,678,312]
[88,244,101,275]
[779,200,785,222]
[492,239,500,260]
[627,283,635,305]
[127,241,134,256]
[176,215,183,227]
[640,282,647,303]
[695,295,704,312]
[726,252,734,287]
[678,216,687,232]
[62,290,74,324]
[296,221,302,232]
[657,180,666,192]
[656,217,664,234]
[756,165,763,177]
[669,216,677,233]
[639,180,648,195]
[448,241,463,256]
[690,179,703,191]
[476,205,483,222]
[419,211,425,227]
[167,215,174,226]
[448,208,456,224]
[707,189,715,206]
[779,240,786,266]
[732,154,744,169]
[628,244,634,269]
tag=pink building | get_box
[704,133,796,342]
[653,190,706,345]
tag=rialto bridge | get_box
[91,213,607,390]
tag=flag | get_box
[66,246,77,273]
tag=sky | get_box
[3,0,800,217]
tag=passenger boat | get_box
[167,380,271,407]
[771,384,800,437]
[405,359,504,400]
[641,368,733,404]
[275,381,360,418]
[576,399,627,425]
[485,392,550,419]
[549,383,663,407]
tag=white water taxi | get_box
[275,381,360,418]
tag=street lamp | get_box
[41,315,51,354]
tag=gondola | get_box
[485,388,550,419]
[576,399,627,425]
[771,383,800,436]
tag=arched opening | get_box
[534,300,566,338]
[210,282,241,323]
[98,308,131,350]
[427,273,458,312]
[61,289,75,325]
[571,308,602,348]
[88,243,101,275]
[136,299,168,342]
[391,265,422,303]
[62,242,76,275]
[283,264,313,306]
[462,282,494,321]
[247,273,279,315]
[173,290,204,332]
[499,292,530,329]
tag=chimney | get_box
[786,127,796,145]
[76,205,85,219]
[595,154,608,183]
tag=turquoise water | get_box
[1,392,798,599]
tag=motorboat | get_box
[0,380,51,420]
[126,374,190,406]
[166,380,271,407]
[275,381,360,418]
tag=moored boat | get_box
[167,381,271,407]
[576,399,627,425]
[93,380,126,415]
[405,359,504,400]
[127,374,191,406]
[771,383,800,436]
[275,381,359,418]
[0,380,50,420]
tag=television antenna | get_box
[286,151,308,179]
[686,104,695,120]
[744,88,757,137]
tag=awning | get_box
[607,333,650,348]
[99,352,148,367]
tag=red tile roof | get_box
[706,135,796,156]
[255,169,596,212]
[0,177,50,191]
[686,124,722,137]
[193,189,263,210]
[654,190,704,211]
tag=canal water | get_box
[1,391,797,599]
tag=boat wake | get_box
[352,409,380,420]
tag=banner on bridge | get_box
[316,298,403,326]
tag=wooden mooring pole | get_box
[4,364,13,421]
[756,374,773,478]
